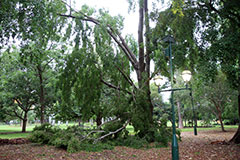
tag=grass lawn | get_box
[0,124,34,139]
[180,125,238,132]
[0,133,31,139]
[0,125,36,133]
[0,123,238,139]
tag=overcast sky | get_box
[73,0,169,37]
[74,0,138,37]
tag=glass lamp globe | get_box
[153,75,163,87]
[182,70,192,82]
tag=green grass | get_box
[0,125,36,133]
[0,123,238,139]
[0,124,34,139]
[180,125,238,132]
[0,132,31,139]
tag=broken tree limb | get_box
[94,119,130,143]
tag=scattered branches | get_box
[94,119,130,143]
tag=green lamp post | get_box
[155,35,179,160]
[181,70,198,135]
[165,35,179,160]
[154,54,198,159]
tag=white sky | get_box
[74,0,138,38]
[74,0,169,37]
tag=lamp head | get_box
[182,70,192,83]
[153,75,163,87]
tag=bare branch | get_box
[100,78,132,95]
[79,118,122,142]
[13,110,24,120]
[144,0,151,78]
[138,5,144,74]
[94,119,130,143]
[97,117,120,129]
[114,65,136,89]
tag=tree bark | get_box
[177,101,183,129]
[78,118,82,127]
[229,93,240,143]
[22,112,27,133]
[229,53,240,143]
[96,113,102,127]
[37,65,45,124]
[218,112,225,132]
[144,0,153,119]
[215,104,225,132]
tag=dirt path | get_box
[1,129,240,160]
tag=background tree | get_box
[196,73,234,132]
[0,51,38,132]
[0,0,67,124]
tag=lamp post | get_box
[159,35,179,160]
[181,70,197,136]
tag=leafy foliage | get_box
[30,121,173,152]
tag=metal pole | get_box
[169,42,179,160]
[190,87,197,135]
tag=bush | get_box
[29,124,113,153]
[29,130,52,144]
[29,123,60,144]
[29,122,173,153]
[67,137,82,153]
[50,130,75,149]
[116,135,148,149]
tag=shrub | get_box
[29,122,174,152]
[50,130,75,149]
[29,123,60,144]
[32,123,59,133]
[29,124,113,153]
[67,137,82,153]
[116,135,148,149]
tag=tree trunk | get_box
[177,101,183,129]
[96,113,102,127]
[144,0,153,119]
[78,118,82,127]
[22,113,27,133]
[37,65,45,124]
[229,93,240,143]
[218,113,225,132]
[131,0,154,139]
[214,103,225,132]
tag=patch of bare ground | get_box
[0,129,239,160]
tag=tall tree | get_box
[197,73,234,132]
[58,0,170,139]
